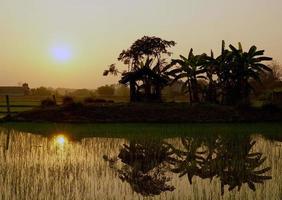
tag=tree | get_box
[251,62,282,98]
[114,84,130,97]
[164,49,207,103]
[69,89,94,97]
[118,36,176,72]
[96,85,115,96]
[166,41,272,105]
[30,87,53,96]
[222,43,272,104]
[203,41,231,103]
[22,83,30,95]
[104,36,176,102]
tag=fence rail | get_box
[0,95,43,116]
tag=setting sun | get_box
[50,45,72,63]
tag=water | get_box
[0,127,281,200]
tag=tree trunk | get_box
[155,84,161,102]
[130,81,136,102]
[188,78,193,105]
[191,77,199,103]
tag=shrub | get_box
[41,98,56,108]
[261,102,279,111]
[83,97,96,104]
[93,98,107,103]
[83,97,114,104]
[62,96,75,106]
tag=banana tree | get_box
[225,43,272,104]
[204,41,272,105]
[203,40,233,104]
[119,57,170,102]
[164,49,207,104]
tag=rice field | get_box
[0,124,281,200]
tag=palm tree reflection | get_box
[103,135,271,196]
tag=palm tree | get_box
[164,49,207,104]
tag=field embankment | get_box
[1,103,282,123]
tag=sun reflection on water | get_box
[53,134,68,148]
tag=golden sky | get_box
[0,0,281,89]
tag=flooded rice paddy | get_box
[0,125,281,200]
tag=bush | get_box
[41,98,56,108]
[93,98,107,103]
[62,96,75,106]
[261,102,279,111]
[83,97,96,104]
[83,97,114,104]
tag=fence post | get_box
[5,95,11,117]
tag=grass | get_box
[1,122,282,140]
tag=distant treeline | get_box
[29,82,188,101]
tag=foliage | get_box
[40,98,56,108]
[104,139,175,196]
[69,89,94,97]
[30,87,53,96]
[252,62,282,98]
[164,48,207,103]
[83,97,96,104]
[104,36,175,102]
[114,84,130,97]
[104,135,272,196]
[62,96,75,106]
[165,41,273,105]
[96,85,115,96]
[118,36,176,71]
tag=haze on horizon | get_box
[0,0,281,89]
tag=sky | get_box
[0,0,282,89]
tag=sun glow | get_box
[50,45,72,63]
[54,134,68,147]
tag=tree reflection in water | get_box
[104,139,175,196]
[103,135,271,196]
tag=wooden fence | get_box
[0,95,57,116]
[0,95,129,116]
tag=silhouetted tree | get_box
[222,43,272,104]
[118,36,176,72]
[166,41,272,105]
[104,36,175,102]
[164,49,207,103]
